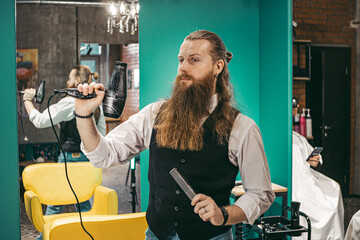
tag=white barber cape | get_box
[292,131,344,240]
[345,210,360,240]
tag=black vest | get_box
[147,108,239,240]
[59,118,82,152]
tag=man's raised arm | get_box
[74,82,105,152]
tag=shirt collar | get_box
[209,93,219,114]
[199,94,218,126]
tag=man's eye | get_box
[178,59,184,63]
[191,58,199,62]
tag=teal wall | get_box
[259,0,293,203]
[0,0,21,239]
[139,1,261,119]
[139,0,292,211]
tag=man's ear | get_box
[215,59,224,75]
[75,78,81,85]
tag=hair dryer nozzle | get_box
[103,61,127,118]
[35,80,45,104]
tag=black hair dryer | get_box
[282,201,301,229]
[290,201,300,229]
[102,61,127,118]
[56,62,127,119]
[18,80,46,104]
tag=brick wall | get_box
[120,43,140,121]
[106,43,139,132]
[293,0,356,193]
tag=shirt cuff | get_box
[233,194,261,225]
[80,135,109,167]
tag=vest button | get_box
[180,159,186,163]
[174,206,179,211]
[175,190,180,195]
[173,221,178,227]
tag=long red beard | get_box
[154,71,215,151]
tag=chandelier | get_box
[107,0,140,35]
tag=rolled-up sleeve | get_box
[81,101,163,168]
[29,97,75,128]
[229,115,275,224]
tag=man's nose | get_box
[179,61,188,72]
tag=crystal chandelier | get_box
[107,0,140,35]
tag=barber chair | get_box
[22,162,118,236]
[43,212,147,240]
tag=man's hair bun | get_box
[91,72,99,80]
[225,51,233,63]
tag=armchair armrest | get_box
[46,213,147,240]
[88,185,118,215]
[24,190,45,232]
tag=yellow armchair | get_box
[43,212,148,240]
[22,162,118,234]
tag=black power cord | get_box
[47,92,94,240]
[18,95,37,162]
[17,110,37,162]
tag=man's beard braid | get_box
[155,71,215,151]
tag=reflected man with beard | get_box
[74,30,275,240]
[23,65,106,240]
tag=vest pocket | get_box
[152,194,162,203]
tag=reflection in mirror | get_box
[16,2,139,238]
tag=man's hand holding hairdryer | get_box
[23,88,36,102]
[74,82,105,116]
[74,82,105,153]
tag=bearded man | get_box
[75,30,275,240]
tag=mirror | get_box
[16,2,140,237]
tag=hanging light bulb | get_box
[130,2,136,17]
[120,1,126,14]
[134,15,138,32]
[107,0,139,35]
[107,17,112,33]
[119,16,126,33]
[136,3,140,14]
[109,3,117,16]
[125,15,130,32]
[131,23,135,35]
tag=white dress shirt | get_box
[81,94,275,224]
[29,96,106,136]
